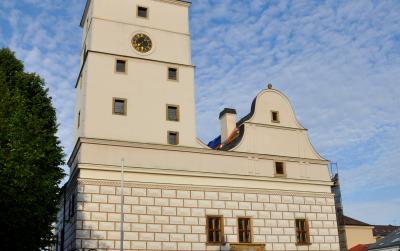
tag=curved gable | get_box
[228,88,324,160]
[247,89,304,129]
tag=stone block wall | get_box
[70,180,339,251]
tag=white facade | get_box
[55,0,340,250]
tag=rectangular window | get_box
[77,111,80,128]
[116,59,126,73]
[167,105,179,121]
[168,131,179,145]
[69,194,75,217]
[275,161,285,176]
[238,218,252,243]
[271,111,279,122]
[168,67,178,81]
[137,6,148,18]
[295,219,310,245]
[207,216,223,244]
[113,98,127,115]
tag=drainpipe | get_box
[61,183,67,251]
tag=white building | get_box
[55,0,341,250]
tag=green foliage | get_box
[0,48,65,250]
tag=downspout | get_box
[61,183,67,251]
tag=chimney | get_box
[219,108,237,143]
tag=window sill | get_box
[206,242,224,246]
[296,243,311,246]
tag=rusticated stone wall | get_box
[69,180,339,251]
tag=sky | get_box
[0,0,399,225]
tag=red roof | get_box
[348,244,369,251]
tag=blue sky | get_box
[1,0,399,225]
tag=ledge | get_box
[230,243,266,251]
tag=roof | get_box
[369,228,400,250]
[343,215,371,226]
[374,225,400,237]
[349,244,369,251]
[207,97,256,150]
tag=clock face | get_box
[132,33,152,53]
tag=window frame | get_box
[274,161,286,177]
[69,194,76,218]
[112,98,127,116]
[115,58,127,74]
[167,67,179,81]
[137,6,149,19]
[167,131,179,145]
[77,111,80,128]
[166,104,180,122]
[271,110,280,123]
[237,217,252,243]
[206,216,224,245]
[295,218,310,245]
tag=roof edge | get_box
[80,0,91,28]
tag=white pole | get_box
[120,158,125,251]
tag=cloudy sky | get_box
[1,0,399,225]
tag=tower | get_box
[75,0,198,147]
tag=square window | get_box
[271,111,279,122]
[137,6,148,18]
[168,67,178,80]
[116,59,126,73]
[167,105,179,121]
[275,161,285,176]
[295,219,310,245]
[168,131,179,145]
[207,216,223,244]
[113,98,127,115]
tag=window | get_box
[77,111,80,128]
[113,98,127,115]
[275,161,285,176]
[295,219,310,245]
[271,111,279,123]
[168,131,179,145]
[238,218,252,243]
[168,67,178,81]
[167,105,179,121]
[116,59,126,73]
[207,216,223,244]
[69,194,75,218]
[137,6,148,18]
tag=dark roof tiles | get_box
[343,215,371,226]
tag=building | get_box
[369,228,400,251]
[342,216,375,249]
[339,215,400,250]
[55,0,341,250]
[373,225,400,242]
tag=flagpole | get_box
[120,158,125,251]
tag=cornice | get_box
[78,178,335,198]
[68,137,329,166]
[75,50,195,88]
[153,0,191,7]
[78,162,334,187]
